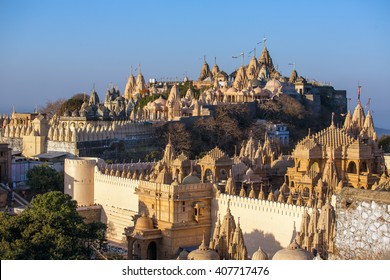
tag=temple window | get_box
[360,161,368,173]
[347,161,357,174]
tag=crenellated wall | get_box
[94,167,139,212]
[93,167,140,245]
[213,193,311,258]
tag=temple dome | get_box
[264,78,282,92]
[272,241,313,260]
[187,237,220,260]
[153,96,166,106]
[182,173,201,185]
[177,250,189,260]
[226,87,237,95]
[252,246,268,260]
[135,213,154,231]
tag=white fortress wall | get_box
[94,167,139,212]
[94,168,140,246]
[213,193,310,258]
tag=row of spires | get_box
[226,179,332,209]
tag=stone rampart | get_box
[94,167,139,245]
[213,193,310,258]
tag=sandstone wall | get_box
[213,193,310,258]
[77,205,102,223]
[94,169,139,246]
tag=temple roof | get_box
[199,147,233,166]
[199,61,213,81]
[258,46,273,68]
[294,124,355,153]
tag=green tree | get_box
[144,150,163,162]
[26,164,64,193]
[58,93,85,116]
[136,94,161,110]
[177,81,202,99]
[379,135,390,153]
[0,192,106,259]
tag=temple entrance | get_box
[147,241,157,260]
[204,169,213,182]
[347,162,357,174]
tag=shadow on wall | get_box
[139,201,149,216]
[100,207,115,238]
[63,170,74,196]
[289,221,297,244]
[244,229,283,259]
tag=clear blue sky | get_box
[1,0,389,128]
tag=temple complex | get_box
[2,38,388,260]
[63,93,387,259]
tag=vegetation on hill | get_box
[177,81,203,99]
[40,93,86,117]
[155,104,255,158]
[0,192,106,259]
[256,94,336,144]
[136,94,161,110]
[150,95,339,159]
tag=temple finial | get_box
[347,97,351,112]
[367,97,371,112]
[358,82,361,101]
[249,47,257,58]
